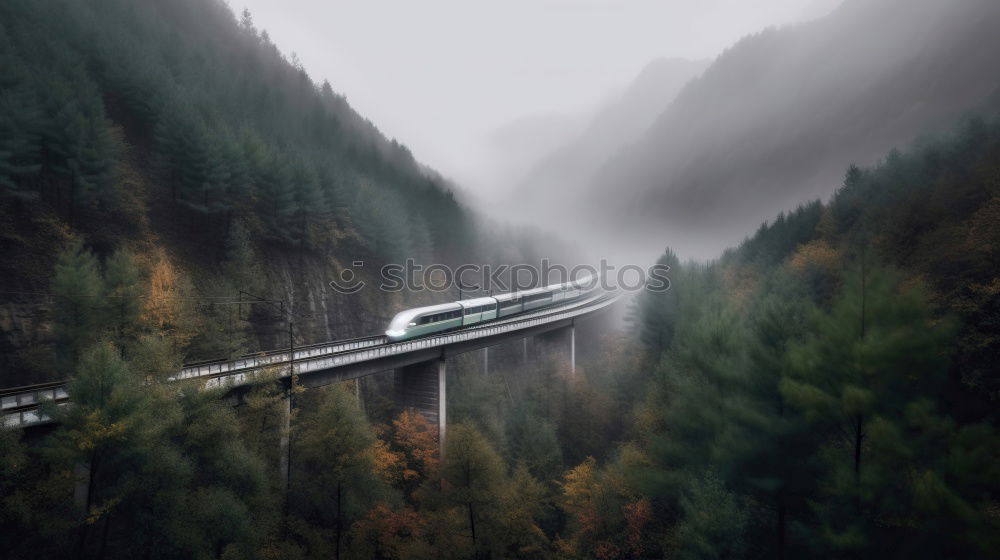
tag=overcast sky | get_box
[235,0,832,192]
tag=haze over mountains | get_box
[504,0,1000,261]
[502,58,709,206]
[479,57,708,208]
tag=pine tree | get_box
[177,119,230,217]
[221,219,264,293]
[632,248,682,353]
[167,390,268,558]
[290,384,389,560]
[782,264,957,555]
[40,74,114,225]
[102,248,142,357]
[505,408,563,481]
[52,239,106,368]
[674,473,749,560]
[290,160,325,248]
[439,423,507,558]
[42,342,177,557]
[712,274,819,559]
[253,148,297,242]
[0,88,43,202]
[493,466,551,558]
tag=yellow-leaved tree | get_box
[141,249,200,350]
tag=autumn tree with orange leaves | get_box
[142,250,201,349]
[387,409,440,495]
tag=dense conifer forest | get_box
[0,0,468,266]
[1,0,555,387]
[1,0,998,559]
[625,107,1000,558]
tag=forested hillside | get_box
[0,0,541,386]
[0,2,609,558]
[3,0,999,559]
[621,105,1000,558]
[0,0,469,266]
[5,62,996,560]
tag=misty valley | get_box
[1,1,999,559]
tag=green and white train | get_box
[385,274,596,341]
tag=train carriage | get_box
[460,297,498,326]
[385,273,598,341]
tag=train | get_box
[385,274,597,341]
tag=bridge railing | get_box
[3,292,620,428]
[1,381,70,428]
[206,292,619,390]
[175,336,385,380]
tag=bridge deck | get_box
[1,291,620,429]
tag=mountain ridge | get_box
[512,0,1000,260]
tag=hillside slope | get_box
[0,0,486,384]
[517,0,1000,260]
[501,57,707,213]
[627,101,1000,559]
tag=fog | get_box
[235,0,825,194]
[492,0,1000,265]
[233,0,1000,267]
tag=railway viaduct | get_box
[2,291,621,487]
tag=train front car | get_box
[385,302,464,341]
[385,273,601,341]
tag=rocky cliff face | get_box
[0,303,55,386]
[0,246,428,387]
[255,248,400,349]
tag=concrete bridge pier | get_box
[395,357,447,455]
[535,322,577,378]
